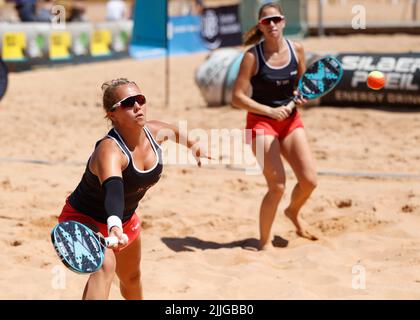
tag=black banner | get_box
[321,52,420,107]
[0,58,8,102]
[0,300,417,319]
[200,5,242,50]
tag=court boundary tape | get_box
[0,157,419,180]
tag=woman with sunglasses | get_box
[57,78,211,299]
[232,3,318,250]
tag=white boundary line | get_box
[0,157,420,180]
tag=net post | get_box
[318,0,325,36]
[165,0,170,108]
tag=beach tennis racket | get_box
[287,55,343,110]
[51,220,122,274]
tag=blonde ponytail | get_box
[243,25,263,46]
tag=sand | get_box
[0,34,420,299]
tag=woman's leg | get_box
[279,128,318,240]
[115,235,143,300]
[252,134,286,250]
[82,248,116,300]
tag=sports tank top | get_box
[68,126,163,223]
[250,39,299,109]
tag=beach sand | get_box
[0,34,420,299]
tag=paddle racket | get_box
[287,55,343,110]
[51,220,121,274]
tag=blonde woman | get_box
[58,78,211,299]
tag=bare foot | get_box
[258,241,276,252]
[296,229,318,241]
[285,208,318,241]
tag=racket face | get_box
[298,55,343,100]
[0,59,8,101]
[51,221,104,274]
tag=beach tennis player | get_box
[232,3,318,250]
[57,78,211,299]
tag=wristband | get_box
[107,215,123,235]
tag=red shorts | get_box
[58,198,141,252]
[245,111,304,144]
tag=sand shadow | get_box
[161,235,289,252]
[272,235,289,248]
[161,236,259,252]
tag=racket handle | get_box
[104,234,129,247]
[286,99,296,111]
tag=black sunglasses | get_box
[110,94,146,111]
[259,15,285,25]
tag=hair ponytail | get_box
[243,25,263,46]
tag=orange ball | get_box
[367,71,385,90]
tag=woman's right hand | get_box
[267,105,292,121]
[108,226,128,249]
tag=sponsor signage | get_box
[200,5,242,50]
[322,53,420,106]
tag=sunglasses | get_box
[110,94,146,111]
[259,15,285,25]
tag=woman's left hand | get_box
[293,90,308,106]
[191,144,213,167]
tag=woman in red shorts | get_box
[232,2,318,250]
[59,78,210,299]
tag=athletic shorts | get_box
[245,110,304,144]
[58,198,141,252]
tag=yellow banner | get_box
[49,32,71,60]
[90,30,112,57]
[2,32,26,61]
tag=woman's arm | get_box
[294,41,306,80]
[146,120,212,166]
[90,139,125,183]
[292,41,308,106]
[232,50,292,121]
[89,139,128,248]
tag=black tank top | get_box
[68,126,163,223]
[250,39,299,110]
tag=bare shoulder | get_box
[238,48,257,76]
[92,137,126,163]
[90,137,126,175]
[244,47,257,63]
[290,41,303,51]
[291,41,305,54]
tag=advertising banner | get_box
[321,53,420,107]
[200,4,242,50]
[168,15,206,55]
[0,58,7,101]
[2,32,26,61]
[0,21,132,68]
[49,31,71,60]
[131,4,243,59]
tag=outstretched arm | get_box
[146,120,212,167]
[89,139,128,248]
